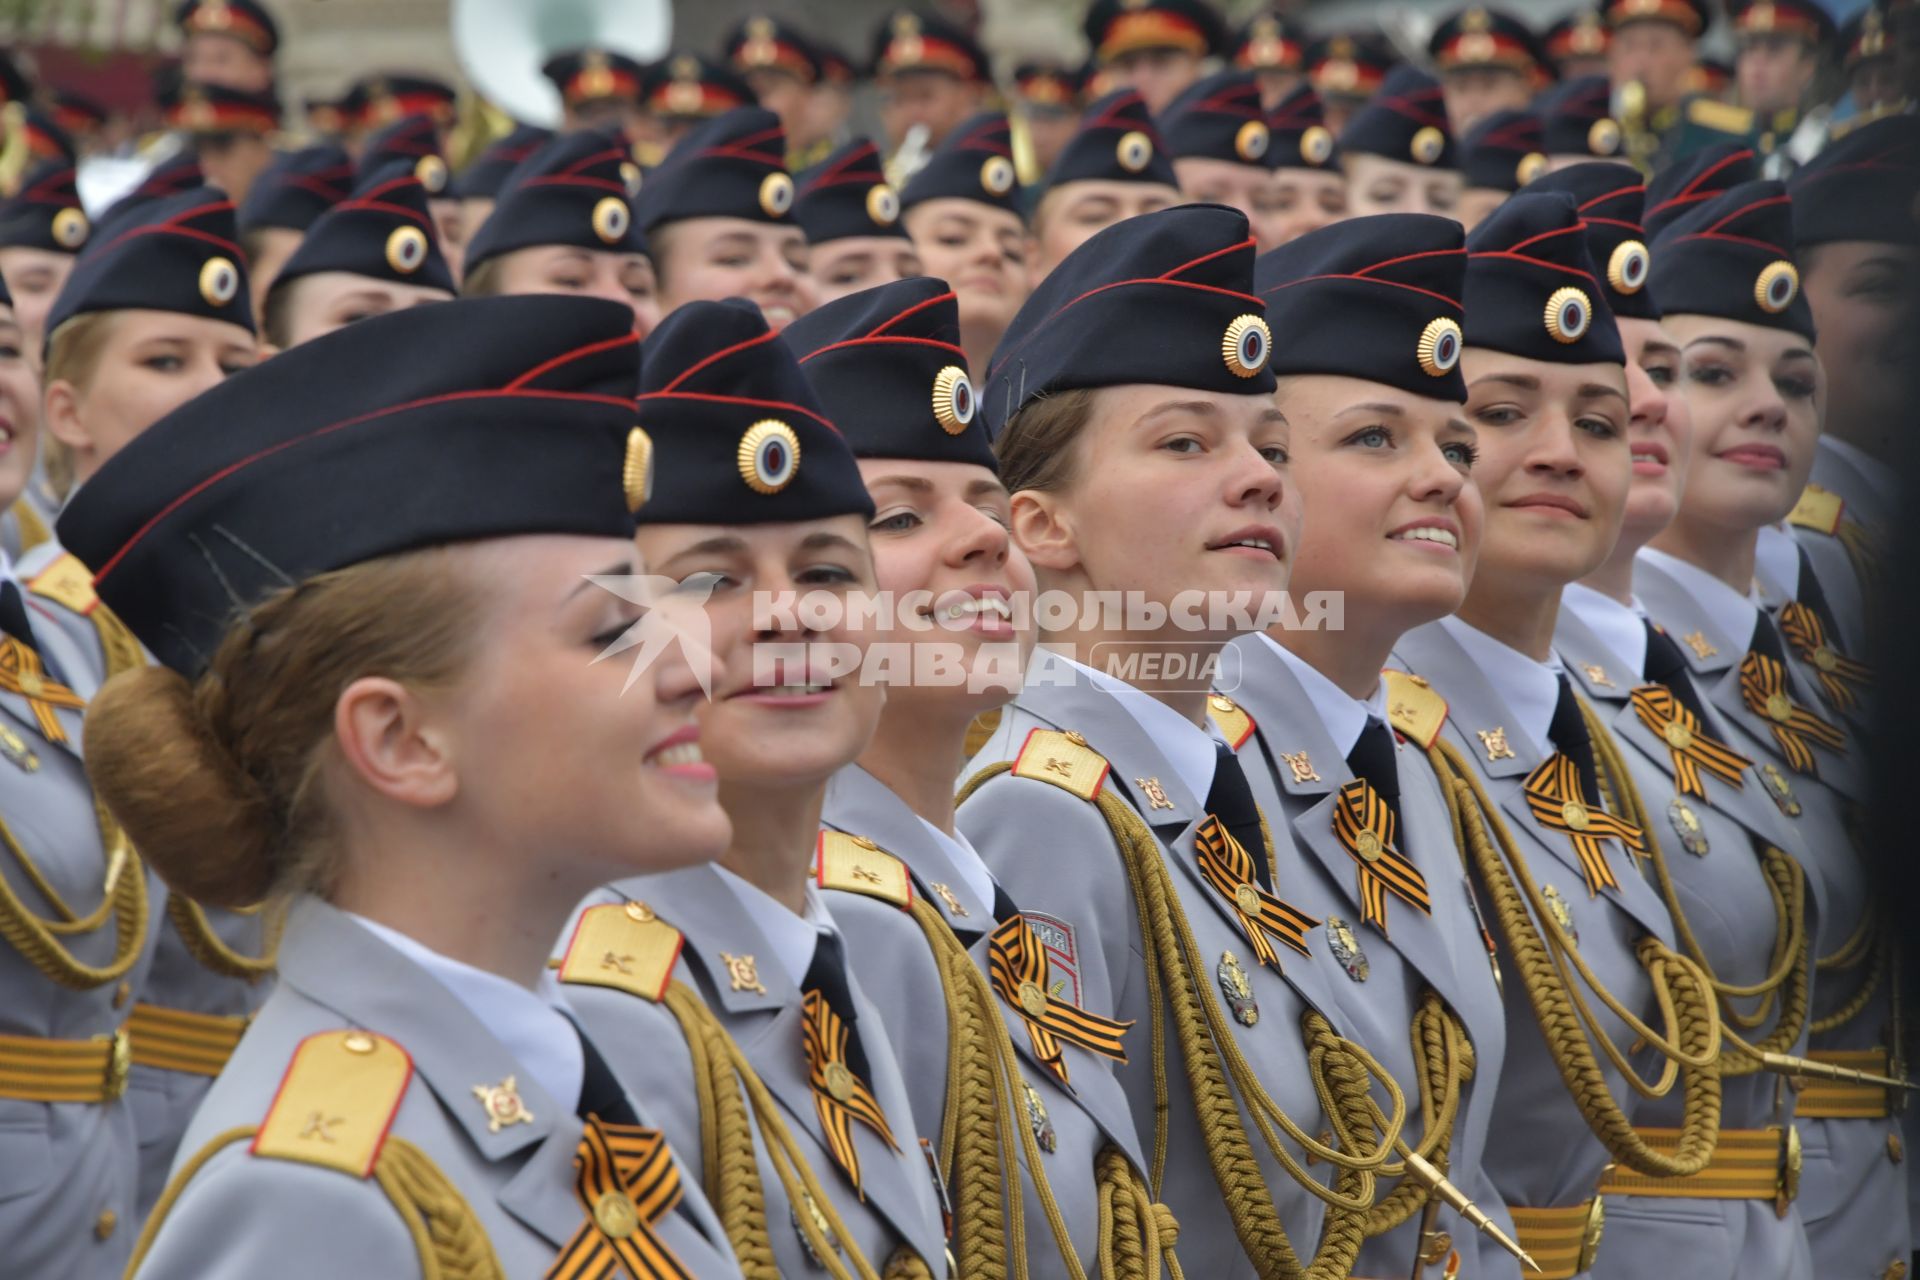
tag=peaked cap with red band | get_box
[237,144,353,233]
[348,74,458,128]
[1427,7,1546,73]
[1339,65,1458,169]
[271,161,455,295]
[165,81,280,135]
[640,54,754,119]
[784,276,992,468]
[452,124,555,202]
[1268,85,1340,170]
[869,9,988,82]
[0,162,90,255]
[900,112,1022,213]
[637,298,872,523]
[1538,75,1625,159]
[1604,0,1711,37]
[464,129,646,272]
[1788,113,1920,248]
[1163,71,1278,169]
[1730,0,1835,45]
[985,203,1274,439]
[1307,33,1393,99]
[1256,212,1469,400]
[1651,178,1816,339]
[796,138,910,244]
[1545,10,1612,66]
[1644,142,1758,240]
[634,106,793,233]
[1461,108,1546,191]
[174,0,279,55]
[1524,161,1660,319]
[1464,190,1625,364]
[55,295,644,677]
[1231,11,1306,72]
[1043,89,1179,192]
[542,48,648,107]
[725,16,822,84]
[46,186,253,344]
[1084,0,1225,62]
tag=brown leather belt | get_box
[1796,1048,1893,1119]
[0,1026,130,1101]
[127,1002,249,1077]
[1508,1198,1605,1280]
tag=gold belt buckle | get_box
[1577,1188,1607,1272]
[1776,1125,1802,1218]
[104,1027,131,1100]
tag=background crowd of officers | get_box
[0,0,1913,1277]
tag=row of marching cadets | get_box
[0,11,1909,1280]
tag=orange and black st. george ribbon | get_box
[988,914,1131,1086]
[0,638,84,744]
[548,1117,694,1280]
[1629,685,1751,800]
[1522,754,1644,897]
[1195,816,1318,970]
[1330,779,1431,935]
[1777,602,1871,712]
[801,988,899,1197]
[1739,650,1846,774]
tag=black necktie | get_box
[802,932,870,1082]
[991,882,1021,927]
[1206,742,1273,891]
[0,581,36,655]
[1749,609,1789,666]
[1793,544,1842,638]
[1642,620,1710,725]
[571,1017,642,1127]
[1345,718,1402,804]
[1548,673,1604,806]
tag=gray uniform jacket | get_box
[1221,633,1517,1280]
[133,897,744,1280]
[1555,603,1816,1280]
[0,584,160,1278]
[563,866,949,1278]
[956,646,1353,1280]
[1636,554,1909,1280]
[822,763,1149,1278]
[18,537,278,1217]
[1390,620,1678,1272]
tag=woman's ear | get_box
[1009,488,1080,573]
[332,676,459,811]
[41,378,91,455]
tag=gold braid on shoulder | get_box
[1421,720,1723,1176]
[958,761,1407,1280]
[1580,703,1810,1075]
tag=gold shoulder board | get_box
[815,831,913,908]
[1012,728,1110,800]
[1382,669,1448,751]
[1687,98,1754,135]
[1206,695,1256,751]
[557,903,685,1002]
[1787,483,1844,536]
[26,553,98,615]
[252,1030,413,1178]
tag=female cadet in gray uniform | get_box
[18,187,282,1219]
[59,295,744,1279]
[1536,161,1819,1280]
[1388,191,1728,1280]
[785,274,1174,1277]
[559,298,949,1280]
[957,203,1407,1280]
[0,259,159,1279]
[1226,211,1521,1280]
[1634,175,1913,1280]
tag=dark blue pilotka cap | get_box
[1162,70,1278,169]
[1460,108,1546,192]
[1267,84,1338,171]
[795,139,910,244]
[1643,142,1756,241]
[1650,178,1816,340]
[45,186,254,346]
[1788,114,1920,249]
[357,112,451,197]
[56,295,647,677]
[0,161,91,254]
[632,106,793,233]
[463,129,647,274]
[1522,161,1659,320]
[985,203,1275,440]
[269,162,456,296]
[1463,190,1625,365]
[1535,75,1626,161]
[636,298,873,523]
[1040,89,1179,193]
[237,145,354,234]
[783,276,994,469]
[452,124,556,201]
[899,112,1022,214]
[1257,213,1469,400]
[1339,65,1457,170]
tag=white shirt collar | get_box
[1560,582,1649,678]
[1753,524,1801,600]
[1821,436,1896,504]
[1438,615,1564,758]
[714,865,838,989]
[1259,633,1383,758]
[915,817,998,912]
[1637,545,1761,648]
[348,912,584,1116]
[0,546,16,590]
[1050,649,1219,805]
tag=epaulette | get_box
[1382,669,1447,750]
[1206,694,1256,751]
[252,1030,413,1178]
[1011,728,1110,800]
[1687,97,1754,136]
[1787,483,1844,536]
[556,902,685,1003]
[815,831,913,909]
[26,552,99,615]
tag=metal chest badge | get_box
[472,1076,533,1133]
[1667,797,1710,856]
[1217,950,1259,1026]
[1324,916,1370,983]
[1022,1080,1058,1154]
[1542,885,1578,944]
[1760,763,1802,818]
[790,1189,838,1267]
